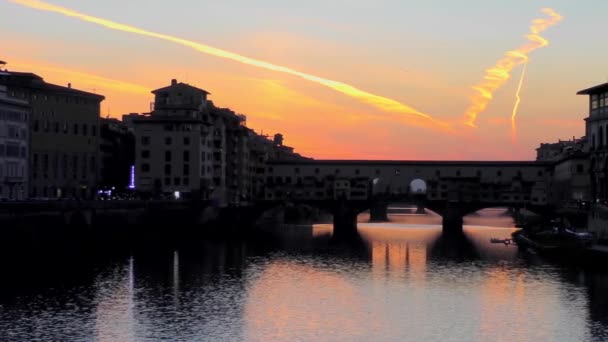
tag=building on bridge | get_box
[264,160,553,206]
[0,82,29,200]
[0,63,104,199]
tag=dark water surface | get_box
[1,210,608,341]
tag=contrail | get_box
[510,61,528,143]
[9,0,449,129]
[464,8,563,128]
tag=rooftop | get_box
[0,70,105,100]
[152,79,210,95]
[268,160,552,167]
[577,82,608,95]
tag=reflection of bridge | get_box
[262,160,555,237]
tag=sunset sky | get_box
[1,0,605,160]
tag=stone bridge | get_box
[261,160,556,237]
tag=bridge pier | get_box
[440,203,464,235]
[415,204,427,215]
[332,201,359,240]
[369,201,389,222]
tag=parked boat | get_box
[512,227,597,261]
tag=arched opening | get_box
[409,179,427,195]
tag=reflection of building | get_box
[579,83,608,201]
[0,84,29,200]
[0,67,104,199]
[99,118,135,192]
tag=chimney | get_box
[67,83,71,88]
[171,79,177,86]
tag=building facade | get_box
[99,117,135,193]
[131,79,308,205]
[132,79,211,199]
[578,83,608,201]
[0,69,104,199]
[0,84,29,200]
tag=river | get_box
[0,209,607,341]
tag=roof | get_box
[268,160,553,167]
[577,83,608,95]
[152,82,210,95]
[130,115,203,124]
[0,71,105,100]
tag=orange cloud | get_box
[10,0,451,131]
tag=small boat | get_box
[511,227,596,259]
[490,238,515,245]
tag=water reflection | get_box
[1,210,608,341]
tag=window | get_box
[355,169,360,175]
[497,170,502,177]
[183,150,190,162]
[141,163,150,172]
[90,156,96,172]
[54,122,59,133]
[141,136,150,145]
[164,177,171,185]
[165,151,172,162]
[183,164,190,175]
[456,170,461,176]
[165,137,172,145]
[164,164,171,175]
[141,150,150,158]
[577,164,584,173]
[73,123,78,135]
[183,178,189,186]
[174,177,181,186]
[83,124,88,136]
[592,94,599,110]
[33,120,39,132]
[184,137,190,145]
[92,125,97,136]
